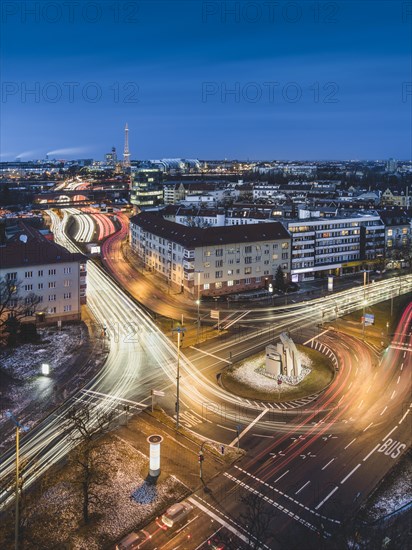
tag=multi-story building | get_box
[379,210,411,255]
[130,168,163,208]
[381,187,410,208]
[130,212,291,296]
[283,212,385,282]
[0,224,87,323]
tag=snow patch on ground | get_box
[231,350,312,392]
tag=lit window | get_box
[227,280,234,286]
[203,283,210,290]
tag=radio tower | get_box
[123,122,131,168]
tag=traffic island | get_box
[220,345,334,403]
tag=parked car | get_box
[160,501,193,529]
[115,529,151,550]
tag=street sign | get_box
[210,310,220,320]
[364,313,375,326]
[151,389,165,397]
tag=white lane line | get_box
[399,410,410,424]
[363,444,380,462]
[338,394,345,405]
[401,364,404,371]
[229,409,268,446]
[274,470,289,483]
[341,463,361,484]
[397,376,401,384]
[216,424,237,432]
[189,346,232,364]
[344,438,356,450]
[383,426,398,441]
[295,481,311,495]
[348,382,353,390]
[321,458,335,471]
[380,406,388,416]
[188,497,252,547]
[315,486,339,510]
[303,329,330,345]
[366,384,372,394]
[391,390,396,400]
[358,400,364,409]
[363,422,373,432]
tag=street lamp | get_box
[5,411,29,550]
[171,326,186,430]
[41,363,50,376]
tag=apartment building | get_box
[0,224,87,323]
[130,212,291,296]
[283,213,385,282]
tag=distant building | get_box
[130,212,291,296]
[0,223,87,323]
[130,169,163,208]
[379,210,411,254]
[283,212,385,282]
[105,147,118,166]
[386,158,397,173]
[381,187,410,208]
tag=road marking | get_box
[363,423,373,432]
[274,470,289,483]
[357,400,363,409]
[399,410,410,424]
[295,481,311,495]
[315,486,338,510]
[366,385,372,394]
[363,444,380,462]
[229,409,267,446]
[188,497,258,547]
[380,406,388,416]
[397,376,401,384]
[344,438,356,450]
[391,390,396,400]
[383,426,398,441]
[216,424,237,432]
[401,364,403,371]
[341,464,361,484]
[303,329,330,345]
[322,458,335,471]
[225,473,324,535]
[348,382,353,390]
[189,346,232,364]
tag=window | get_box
[48,281,56,288]
[215,282,223,289]
[244,267,252,275]
[48,307,56,314]
[281,242,289,249]
[272,254,278,260]
[64,305,72,312]
[38,283,43,290]
[215,248,223,257]
[48,269,56,276]
[24,284,33,291]
[25,271,33,278]
[48,294,56,301]
[215,260,223,267]
[204,272,210,279]
[64,292,72,299]
[227,280,234,286]
[204,250,211,257]
[203,262,210,268]
[64,267,72,274]
[255,277,261,283]
[245,277,252,284]
[245,257,252,264]
[215,271,223,278]
[203,283,210,290]
[6,272,17,281]
[264,249,269,254]
[38,270,43,277]
[282,252,288,259]
[245,246,252,253]
[227,269,233,275]
[387,229,393,236]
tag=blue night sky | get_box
[0,0,411,160]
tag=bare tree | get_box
[239,491,273,549]
[65,405,115,525]
[0,278,43,346]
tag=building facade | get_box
[284,213,385,282]
[130,213,291,296]
[0,225,87,323]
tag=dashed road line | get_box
[322,458,335,471]
[383,426,398,441]
[341,464,361,484]
[315,486,338,510]
[399,409,410,424]
[363,422,373,432]
[380,406,388,416]
[274,470,289,483]
[295,481,311,495]
[363,444,380,462]
[344,438,356,450]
